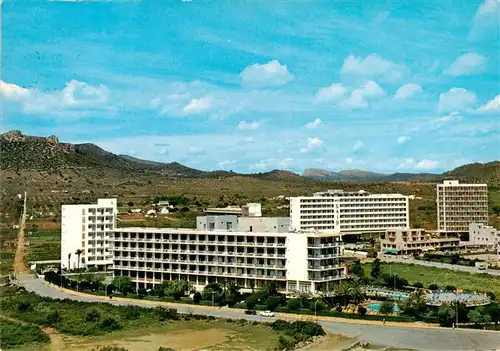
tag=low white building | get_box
[461,223,500,257]
[61,198,117,270]
[380,228,460,255]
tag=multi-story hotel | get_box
[289,189,409,233]
[437,180,488,234]
[61,200,345,292]
[379,228,460,255]
[61,198,117,270]
[111,213,345,293]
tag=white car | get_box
[259,310,275,317]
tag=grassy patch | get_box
[0,288,323,351]
[0,318,50,349]
[24,230,60,264]
[363,262,500,296]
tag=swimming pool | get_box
[367,302,400,312]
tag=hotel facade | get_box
[61,198,117,270]
[437,180,488,234]
[62,200,345,293]
[289,190,409,233]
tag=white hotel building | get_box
[61,198,117,270]
[62,200,345,293]
[437,180,489,234]
[289,190,409,233]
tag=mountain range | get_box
[1,130,499,184]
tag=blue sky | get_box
[2,0,499,174]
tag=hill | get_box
[303,163,499,184]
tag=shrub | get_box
[429,284,439,291]
[123,306,141,320]
[357,305,367,316]
[154,307,179,321]
[335,306,342,312]
[413,282,424,289]
[101,318,121,331]
[0,319,50,349]
[379,301,394,315]
[266,296,281,311]
[445,285,456,292]
[193,292,202,304]
[245,294,258,310]
[286,298,301,312]
[137,288,148,299]
[85,308,101,322]
[44,310,61,326]
[91,346,129,351]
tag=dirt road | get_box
[13,191,28,275]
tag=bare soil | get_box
[70,329,232,351]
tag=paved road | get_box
[18,274,500,351]
[380,255,500,277]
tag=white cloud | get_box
[435,111,463,125]
[477,95,500,113]
[0,80,31,100]
[188,146,203,154]
[345,157,354,164]
[342,81,384,109]
[182,96,213,114]
[444,52,487,76]
[237,120,262,130]
[250,157,294,170]
[469,0,500,40]
[397,136,411,144]
[305,118,322,129]
[396,158,439,170]
[300,137,323,153]
[315,83,347,102]
[240,60,293,87]
[217,160,237,169]
[0,79,111,117]
[341,54,406,81]
[438,88,477,113]
[415,159,439,170]
[393,83,423,100]
[352,140,365,152]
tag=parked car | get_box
[259,310,275,317]
[244,310,257,315]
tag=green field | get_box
[24,230,60,264]
[0,318,50,350]
[363,262,500,297]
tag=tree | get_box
[438,303,456,327]
[127,201,134,208]
[468,307,491,328]
[445,285,456,292]
[486,302,500,325]
[350,260,364,278]
[245,294,258,310]
[203,283,222,300]
[67,252,71,271]
[266,296,281,311]
[138,288,148,299]
[287,298,301,311]
[429,284,439,291]
[379,301,394,315]
[371,259,381,279]
[112,276,133,295]
[75,249,83,270]
[193,292,202,304]
[413,282,424,289]
[335,280,362,307]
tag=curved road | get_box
[18,274,500,351]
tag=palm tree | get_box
[75,249,83,270]
[335,280,354,307]
[67,253,71,271]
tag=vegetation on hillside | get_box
[0,318,50,349]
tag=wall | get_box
[237,216,290,232]
[196,215,238,231]
[285,233,308,281]
[61,205,84,270]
